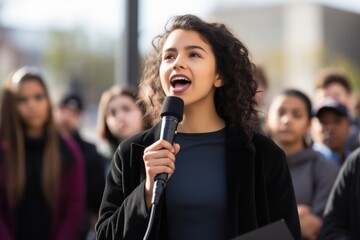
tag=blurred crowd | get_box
[0,63,360,240]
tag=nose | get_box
[323,123,334,132]
[171,55,186,70]
[280,114,291,124]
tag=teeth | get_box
[171,76,190,82]
[170,76,191,88]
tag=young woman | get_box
[0,67,85,240]
[97,85,150,151]
[266,89,339,240]
[96,15,301,240]
[97,85,150,171]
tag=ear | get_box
[214,74,223,88]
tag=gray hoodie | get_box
[287,148,340,216]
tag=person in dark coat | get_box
[319,147,360,240]
[54,93,105,240]
[96,14,301,240]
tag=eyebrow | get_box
[163,45,207,54]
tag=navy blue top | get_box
[166,128,227,240]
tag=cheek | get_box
[16,105,27,119]
[266,114,279,130]
[105,117,116,130]
[40,101,50,116]
[338,123,350,133]
[128,111,143,127]
[159,66,170,93]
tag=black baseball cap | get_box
[58,94,83,112]
[313,98,350,119]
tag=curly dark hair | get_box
[139,14,258,141]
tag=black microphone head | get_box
[161,96,184,122]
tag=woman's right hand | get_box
[143,140,180,208]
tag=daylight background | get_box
[1,0,360,141]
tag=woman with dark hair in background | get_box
[96,15,301,240]
[266,89,339,240]
[0,67,85,240]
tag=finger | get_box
[144,157,176,170]
[144,140,174,153]
[143,149,176,162]
[147,165,175,176]
[173,143,180,154]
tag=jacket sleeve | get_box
[319,150,360,240]
[95,145,150,240]
[265,146,301,240]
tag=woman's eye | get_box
[122,106,131,112]
[34,93,45,101]
[164,54,174,60]
[278,109,285,117]
[17,97,28,104]
[107,110,116,117]
[190,52,200,58]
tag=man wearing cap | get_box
[311,98,352,165]
[314,68,359,151]
[54,93,105,240]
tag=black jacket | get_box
[96,123,301,240]
[319,147,360,240]
[72,132,105,214]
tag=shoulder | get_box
[76,134,98,153]
[59,134,83,170]
[341,147,360,174]
[311,150,340,172]
[116,123,160,156]
[346,147,360,164]
[252,132,284,155]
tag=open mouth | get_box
[170,76,191,88]
[170,76,191,93]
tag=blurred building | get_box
[209,2,360,98]
[0,26,46,80]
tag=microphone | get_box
[151,96,184,205]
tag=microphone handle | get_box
[152,116,179,205]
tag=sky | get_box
[1,0,360,53]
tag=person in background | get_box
[97,85,150,173]
[311,98,352,166]
[319,147,360,239]
[266,89,339,240]
[0,67,85,240]
[354,96,360,135]
[250,65,269,133]
[314,68,359,151]
[96,14,301,240]
[54,93,105,240]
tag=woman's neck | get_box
[277,140,304,156]
[177,103,225,133]
[26,127,44,138]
